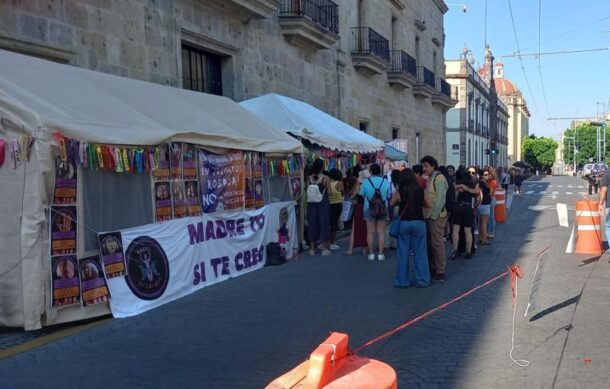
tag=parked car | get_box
[592,163,607,177]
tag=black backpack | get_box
[265,242,286,266]
[367,178,388,219]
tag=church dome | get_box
[494,78,520,95]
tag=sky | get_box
[444,0,610,140]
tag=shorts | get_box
[478,204,491,216]
[364,208,388,222]
[453,204,474,228]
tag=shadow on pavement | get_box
[529,295,581,323]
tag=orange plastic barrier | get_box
[266,332,397,389]
[575,200,603,254]
[495,188,507,223]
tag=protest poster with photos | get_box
[170,142,182,180]
[50,206,77,256]
[153,144,170,181]
[244,152,263,209]
[51,255,81,307]
[171,180,188,218]
[198,150,245,213]
[185,180,202,216]
[182,144,198,181]
[78,255,110,307]
[98,231,126,278]
[154,181,172,222]
[53,157,77,205]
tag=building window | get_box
[181,44,223,95]
[359,121,369,133]
[392,127,399,140]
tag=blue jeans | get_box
[396,220,430,287]
[488,197,496,235]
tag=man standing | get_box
[421,156,448,282]
[598,169,610,245]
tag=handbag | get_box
[389,197,407,238]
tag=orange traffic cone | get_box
[266,332,397,389]
[575,200,603,255]
[495,188,507,223]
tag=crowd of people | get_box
[304,156,517,288]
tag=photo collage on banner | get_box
[78,255,110,306]
[153,144,172,222]
[244,152,263,209]
[198,149,245,213]
[98,231,126,279]
[182,144,202,216]
[50,156,80,307]
[170,142,187,219]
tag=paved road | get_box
[1,175,609,388]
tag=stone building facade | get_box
[445,47,509,168]
[0,0,455,162]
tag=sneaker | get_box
[416,283,429,288]
[378,254,386,261]
[368,254,376,261]
[321,249,331,256]
[449,251,458,260]
[488,233,495,239]
[329,244,340,250]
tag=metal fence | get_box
[280,0,339,34]
[352,27,390,62]
[389,50,417,76]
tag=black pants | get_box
[589,183,599,195]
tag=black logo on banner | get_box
[124,236,170,300]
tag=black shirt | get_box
[456,178,476,208]
[399,187,425,221]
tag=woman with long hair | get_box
[327,168,344,250]
[345,165,368,255]
[450,166,480,258]
[485,167,498,239]
[478,168,492,245]
[306,159,331,256]
[390,169,431,287]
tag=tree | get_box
[563,124,609,165]
[522,137,558,170]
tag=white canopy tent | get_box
[0,49,302,330]
[239,93,385,154]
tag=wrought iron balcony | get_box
[432,77,458,109]
[440,79,451,97]
[351,27,390,75]
[387,50,417,88]
[279,0,339,49]
[413,66,435,98]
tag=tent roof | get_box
[239,93,384,153]
[384,143,408,161]
[0,49,302,154]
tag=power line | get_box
[521,15,610,52]
[501,47,610,57]
[537,0,553,125]
[506,0,547,125]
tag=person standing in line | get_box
[451,166,480,259]
[500,167,510,192]
[390,169,431,288]
[306,159,332,256]
[385,169,401,250]
[478,169,492,245]
[413,164,428,190]
[327,169,344,251]
[597,168,610,245]
[345,166,369,256]
[486,167,498,239]
[359,163,392,261]
[421,156,448,282]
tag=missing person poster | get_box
[182,144,198,181]
[78,255,110,306]
[170,142,183,180]
[153,144,170,181]
[154,182,172,222]
[51,255,81,307]
[53,157,77,205]
[254,178,264,208]
[98,231,126,278]
[172,180,188,218]
[185,180,202,216]
[50,206,77,256]
[198,150,245,213]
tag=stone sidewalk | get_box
[1,175,609,388]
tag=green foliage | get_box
[563,124,609,165]
[522,137,558,170]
